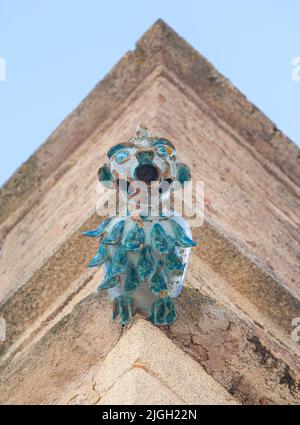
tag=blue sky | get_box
[0,0,299,186]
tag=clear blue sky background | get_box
[0,0,299,186]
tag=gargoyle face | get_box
[98,127,191,201]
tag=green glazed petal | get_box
[97,275,119,291]
[112,295,132,325]
[137,245,156,281]
[166,247,185,274]
[149,296,177,325]
[170,219,198,248]
[150,260,168,295]
[165,296,177,324]
[150,223,169,254]
[87,242,110,268]
[124,224,145,251]
[109,245,128,277]
[102,220,125,244]
[83,217,112,237]
[124,262,141,293]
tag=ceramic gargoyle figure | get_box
[84,126,198,325]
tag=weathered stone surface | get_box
[165,288,300,405]
[0,214,101,359]
[192,220,300,337]
[2,286,299,405]
[93,320,238,405]
[0,280,299,405]
[0,293,122,405]
[98,368,183,405]
[50,319,239,405]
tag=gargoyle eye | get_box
[156,144,173,157]
[114,150,130,164]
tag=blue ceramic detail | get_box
[107,143,128,159]
[124,262,141,293]
[98,165,114,186]
[149,296,177,325]
[166,235,176,250]
[112,295,132,325]
[114,150,129,164]
[136,150,155,165]
[150,223,169,254]
[83,218,112,237]
[87,242,110,268]
[140,212,149,221]
[109,245,128,277]
[138,245,156,281]
[150,260,168,295]
[166,246,185,275]
[157,146,168,157]
[152,138,176,151]
[170,219,198,247]
[177,163,191,184]
[124,224,145,251]
[98,275,120,291]
[102,220,125,244]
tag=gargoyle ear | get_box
[107,143,127,159]
[98,164,114,189]
[177,162,191,184]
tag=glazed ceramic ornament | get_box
[84,126,198,325]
